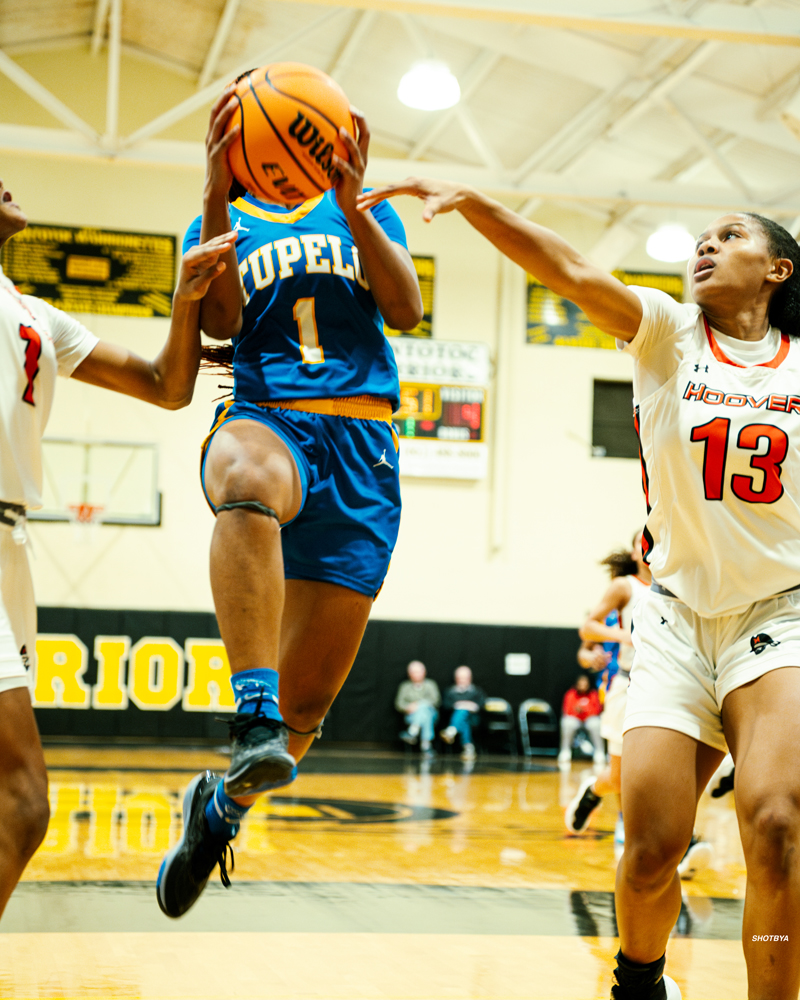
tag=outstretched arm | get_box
[358,179,642,342]
[72,233,236,408]
[335,112,423,333]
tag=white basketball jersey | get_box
[623,285,800,618]
[618,575,649,670]
[0,265,97,507]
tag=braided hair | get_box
[744,213,800,338]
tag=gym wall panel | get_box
[33,607,582,744]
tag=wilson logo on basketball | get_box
[287,112,336,177]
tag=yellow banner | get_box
[526,270,684,348]
[385,255,434,338]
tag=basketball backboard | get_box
[29,438,161,526]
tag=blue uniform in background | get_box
[598,610,621,698]
[187,190,407,597]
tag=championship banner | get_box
[390,339,490,479]
[385,255,434,338]
[0,223,176,317]
[526,270,684,348]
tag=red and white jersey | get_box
[618,575,649,670]
[0,265,97,508]
[623,285,800,618]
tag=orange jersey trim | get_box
[703,314,790,369]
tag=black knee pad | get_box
[215,500,280,521]
[286,720,324,739]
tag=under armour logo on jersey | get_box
[373,450,394,470]
[694,364,709,373]
[750,632,780,656]
[233,219,250,233]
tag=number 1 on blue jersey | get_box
[293,297,325,365]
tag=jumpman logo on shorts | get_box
[373,450,394,470]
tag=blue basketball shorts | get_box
[200,399,401,598]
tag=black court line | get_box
[3,882,743,939]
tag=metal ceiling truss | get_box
[305,0,800,47]
[0,0,799,223]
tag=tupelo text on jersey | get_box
[683,381,800,413]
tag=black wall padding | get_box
[34,607,582,744]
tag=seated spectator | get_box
[559,674,604,767]
[395,660,440,754]
[440,665,485,761]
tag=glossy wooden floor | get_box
[1,745,747,999]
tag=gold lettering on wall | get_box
[128,638,184,711]
[182,639,235,712]
[33,636,90,708]
[92,636,130,710]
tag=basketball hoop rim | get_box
[67,503,106,525]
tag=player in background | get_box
[156,85,422,918]
[566,531,650,840]
[359,178,800,1000]
[0,176,235,920]
[577,610,619,709]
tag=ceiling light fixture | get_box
[397,60,461,111]
[646,224,695,263]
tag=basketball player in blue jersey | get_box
[157,83,422,917]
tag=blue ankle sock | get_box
[230,668,282,721]
[205,779,252,839]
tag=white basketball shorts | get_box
[0,530,35,693]
[624,586,800,752]
[600,672,628,757]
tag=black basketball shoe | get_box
[710,754,735,798]
[565,774,602,833]
[223,711,296,797]
[157,771,235,919]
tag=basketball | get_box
[225,62,355,206]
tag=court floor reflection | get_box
[0,744,748,999]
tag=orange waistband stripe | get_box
[257,396,393,422]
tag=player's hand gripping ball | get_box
[225,62,355,206]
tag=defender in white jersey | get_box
[360,177,800,999]
[0,177,236,920]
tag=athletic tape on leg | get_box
[215,501,280,521]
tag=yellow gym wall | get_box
[2,54,648,629]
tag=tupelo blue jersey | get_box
[184,189,407,410]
